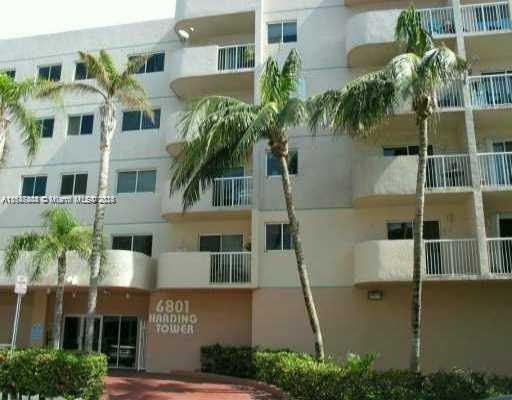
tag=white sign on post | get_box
[14,275,28,295]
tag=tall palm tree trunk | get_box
[409,116,429,372]
[52,253,66,349]
[277,148,325,361]
[0,116,8,164]
[84,102,116,352]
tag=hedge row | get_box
[0,348,108,400]
[201,345,512,400]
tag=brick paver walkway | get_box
[105,371,285,400]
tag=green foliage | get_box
[0,349,107,400]
[201,345,512,400]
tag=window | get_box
[387,221,440,240]
[266,150,298,177]
[68,114,94,136]
[1,69,15,79]
[383,145,433,156]
[112,235,153,256]
[38,64,62,81]
[122,109,160,131]
[21,176,47,196]
[199,234,244,252]
[117,170,156,193]
[267,21,297,44]
[74,62,93,80]
[128,52,165,74]
[60,173,88,196]
[265,223,292,251]
[36,118,54,138]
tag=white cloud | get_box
[0,0,175,40]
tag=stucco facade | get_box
[0,0,511,374]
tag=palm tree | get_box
[309,6,466,371]
[170,49,325,361]
[0,73,48,164]
[3,208,99,349]
[39,50,153,351]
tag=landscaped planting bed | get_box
[0,349,107,400]
[201,344,512,400]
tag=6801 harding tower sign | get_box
[149,299,198,335]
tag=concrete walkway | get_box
[105,371,287,400]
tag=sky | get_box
[0,0,175,40]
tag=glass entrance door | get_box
[101,316,138,369]
[62,316,100,352]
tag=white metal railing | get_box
[210,252,251,284]
[218,44,255,72]
[461,1,512,33]
[425,239,480,276]
[426,154,472,189]
[437,81,464,109]
[469,73,512,108]
[212,176,252,207]
[488,238,512,274]
[478,152,512,187]
[419,7,456,36]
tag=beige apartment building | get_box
[0,0,511,374]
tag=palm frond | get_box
[3,233,42,275]
[35,81,104,101]
[79,51,111,91]
[30,236,59,281]
[261,57,282,106]
[277,98,308,131]
[395,5,434,56]
[10,103,40,162]
[279,49,303,101]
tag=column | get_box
[452,0,490,276]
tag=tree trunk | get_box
[409,117,429,372]
[277,150,325,361]
[52,253,66,349]
[0,115,8,165]
[84,101,116,352]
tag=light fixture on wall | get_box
[125,292,131,300]
[72,292,77,299]
[368,290,383,301]
[177,29,190,41]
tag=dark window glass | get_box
[80,115,94,135]
[74,174,88,195]
[60,175,75,196]
[146,53,165,73]
[68,116,81,136]
[117,171,137,193]
[75,62,88,80]
[133,235,153,256]
[266,150,298,176]
[38,66,50,80]
[2,70,15,79]
[268,23,282,44]
[122,111,142,131]
[383,147,408,156]
[136,170,156,192]
[49,65,62,81]
[387,222,413,240]
[128,55,146,74]
[141,109,161,130]
[200,235,222,252]
[266,224,282,251]
[112,236,132,251]
[282,224,292,250]
[33,176,47,196]
[38,118,54,138]
[21,177,35,196]
[283,21,297,43]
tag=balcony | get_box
[353,154,472,206]
[169,43,255,99]
[157,251,254,289]
[346,6,456,67]
[469,73,512,109]
[479,152,512,190]
[461,2,511,34]
[161,176,253,221]
[488,238,512,275]
[0,250,156,291]
[354,239,483,285]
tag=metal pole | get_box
[10,293,23,354]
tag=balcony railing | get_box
[425,239,480,276]
[419,7,456,37]
[218,44,255,72]
[461,1,512,33]
[426,154,472,189]
[488,238,512,274]
[437,81,464,109]
[210,252,251,284]
[469,73,512,109]
[212,176,252,207]
[478,152,512,187]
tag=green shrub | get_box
[0,348,107,400]
[201,344,512,400]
